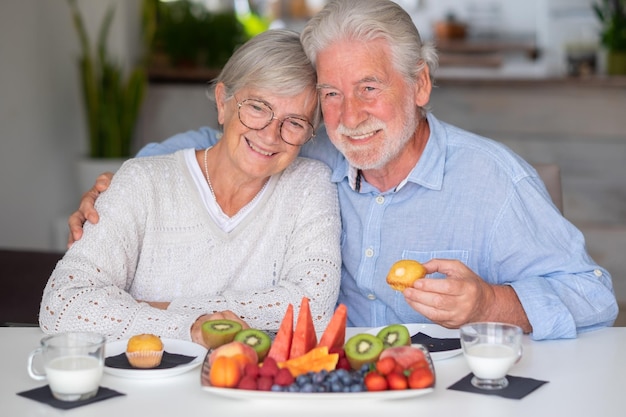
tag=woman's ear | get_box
[215,83,227,126]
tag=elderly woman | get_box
[39,30,341,348]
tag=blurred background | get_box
[1,0,624,316]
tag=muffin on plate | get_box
[125,334,164,368]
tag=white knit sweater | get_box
[40,151,341,341]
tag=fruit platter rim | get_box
[200,384,434,401]
[104,338,207,379]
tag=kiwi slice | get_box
[201,319,243,349]
[376,324,411,348]
[233,329,272,361]
[343,333,384,370]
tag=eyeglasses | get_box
[237,98,315,146]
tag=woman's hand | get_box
[190,311,249,348]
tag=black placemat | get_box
[105,351,197,370]
[411,332,461,352]
[448,373,548,399]
[17,385,125,410]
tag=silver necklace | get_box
[203,147,216,199]
[202,147,269,216]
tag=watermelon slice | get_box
[317,303,347,350]
[266,303,294,363]
[289,297,318,359]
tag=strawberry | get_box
[408,367,435,389]
[386,371,408,390]
[375,356,397,376]
[364,371,388,391]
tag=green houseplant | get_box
[67,0,155,158]
[593,0,626,74]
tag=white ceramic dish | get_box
[105,338,207,379]
[365,323,462,361]
[201,385,434,401]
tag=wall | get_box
[0,0,141,251]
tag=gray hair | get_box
[300,0,438,88]
[207,29,321,129]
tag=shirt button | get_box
[594,269,603,277]
[367,293,376,300]
[365,248,374,257]
[376,196,385,204]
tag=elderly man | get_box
[69,0,617,340]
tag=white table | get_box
[3,326,625,417]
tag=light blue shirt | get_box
[137,113,618,340]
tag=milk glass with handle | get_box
[460,322,523,390]
[27,332,106,401]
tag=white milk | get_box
[465,343,517,379]
[45,356,103,395]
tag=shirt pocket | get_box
[401,250,469,279]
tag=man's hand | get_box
[191,311,249,348]
[67,172,113,247]
[402,259,532,333]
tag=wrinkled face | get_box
[316,38,420,170]
[216,84,317,179]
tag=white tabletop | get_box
[3,326,625,417]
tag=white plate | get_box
[365,323,462,361]
[105,338,207,379]
[201,385,434,401]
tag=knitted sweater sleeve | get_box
[39,157,199,341]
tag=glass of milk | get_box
[460,322,523,390]
[27,332,106,401]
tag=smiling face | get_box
[215,83,317,180]
[316,38,429,171]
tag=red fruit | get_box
[329,346,345,358]
[259,357,279,378]
[408,367,435,389]
[407,359,430,371]
[243,362,260,378]
[379,346,426,369]
[336,356,351,371]
[208,341,258,367]
[290,297,318,359]
[266,303,293,363]
[274,368,295,386]
[237,375,258,390]
[375,356,397,376]
[386,371,408,390]
[317,303,347,351]
[364,371,388,392]
[257,376,274,391]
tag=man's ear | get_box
[414,65,432,108]
[214,83,227,125]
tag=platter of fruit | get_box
[199,297,436,400]
[365,323,462,361]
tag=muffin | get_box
[125,334,164,368]
[386,260,427,291]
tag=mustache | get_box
[336,119,386,137]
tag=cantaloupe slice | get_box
[317,303,347,351]
[266,303,293,363]
[289,297,317,359]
